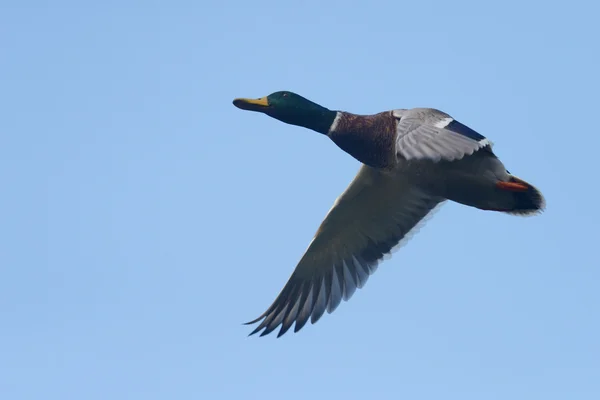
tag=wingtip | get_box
[243,315,267,337]
[243,319,295,339]
[243,313,267,326]
[248,325,263,336]
[276,324,292,338]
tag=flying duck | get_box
[233,91,545,337]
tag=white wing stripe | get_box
[433,117,453,128]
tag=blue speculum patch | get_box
[446,119,487,142]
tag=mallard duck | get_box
[233,91,545,338]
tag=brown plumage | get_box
[328,112,398,169]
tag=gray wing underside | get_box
[245,165,444,337]
[395,118,491,162]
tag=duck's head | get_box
[233,91,337,134]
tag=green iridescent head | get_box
[233,91,337,134]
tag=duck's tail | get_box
[494,175,546,216]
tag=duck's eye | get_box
[282,93,288,97]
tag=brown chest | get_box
[328,111,397,169]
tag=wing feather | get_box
[395,114,491,162]
[245,165,444,337]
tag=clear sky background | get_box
[1,1,599,399]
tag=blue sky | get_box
[1,1,599,399]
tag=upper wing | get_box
[395,115,492,162]
[246,165,444,337]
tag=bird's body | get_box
[233,91,545,337]
[326,108,528,213]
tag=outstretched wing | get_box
[246,165,444,337]
[394,111,492,162]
